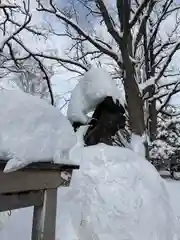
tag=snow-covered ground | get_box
[166,179,180,238]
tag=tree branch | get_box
[36,2,122,65]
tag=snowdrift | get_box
[55,127,175,240]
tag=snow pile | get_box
[55,127,175,240]
[166,180,180,240]
[130,133,146,158]
[0,90,76,172]
[67,67,124,124]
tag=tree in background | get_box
[0,0,55,103]
[6,57,54,102]
[150,106,180,169]
[35,0,180,149]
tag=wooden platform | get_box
[0,160,79,240]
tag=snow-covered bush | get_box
[150,108,180,169]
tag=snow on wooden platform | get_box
[0,160,79,240]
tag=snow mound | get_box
[130,133,146,158]
[67,67,124,124]
[0,90,76,173]
[59,128,175,240]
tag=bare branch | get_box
[148,0,173,48]
[154,41,180,83]
[12,37,55,106]
[157,81,180,113]
[95,0,122,46]
[36,2,122,65]
[130,0,151,27]
[0,4,17,9]
[134,0,155,54]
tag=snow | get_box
[0,181,179,240]
[139,77,156,93]
[0,125,177,239]
[0,212,10,231]
[0,129,178,239]
[0,90,76,172]
[67,67,124,124]
[130,133,146,158]
[166,179,180,239]
[66,134,175,240]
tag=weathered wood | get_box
[0,170,71,194]
[32,201,44,240]
[42,189,57,240]
[0,191,43,211]
[0,160,79,171]
[0,161,79,240]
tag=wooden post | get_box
[42,189,57,240]
[32,202,44,240]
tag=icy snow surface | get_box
[0,90,76,172]
[67,67,124,124]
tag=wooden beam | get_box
[42,189,57,240]
[0,170,71,194]
[0,190,43,211]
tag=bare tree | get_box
[34,0,180,144]
[0,0,55,104]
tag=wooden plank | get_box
[0,191,43,211]
[42,189,57,240]
[0,170,72,194]
[31,202,44,240]
[0,160,79,171]
[25,162,79,171]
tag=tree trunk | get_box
[120,47,145,136]
[148,38,157,142]
[148,86,157,141]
